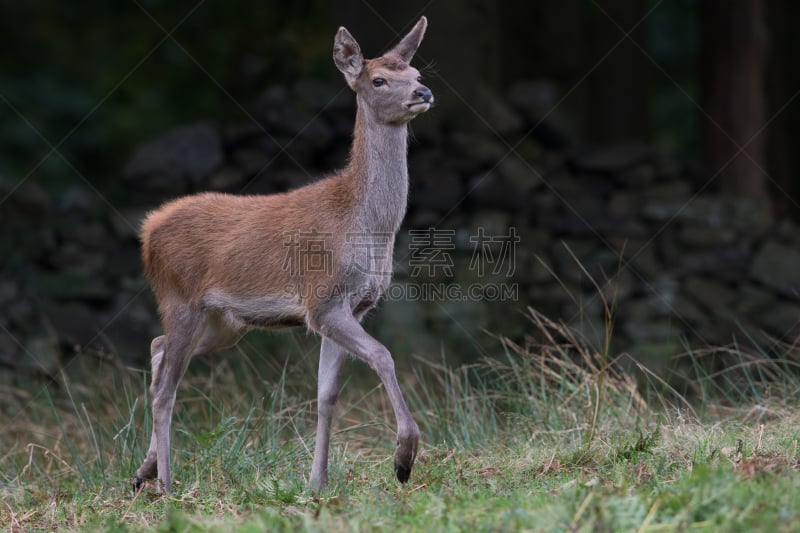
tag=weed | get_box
[3,308,800,531]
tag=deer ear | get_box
[333,26,364,88]
[388,16,427,62]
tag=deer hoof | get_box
[394,461,411,483]
[133,475,144,496]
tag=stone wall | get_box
[1,79,798,382]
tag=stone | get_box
[293,79,353,113]
[122,122,223,188]
[598,268,636,302]
[408,148,442,178]
[547,173,583,197]
[8,300,35,334]
[513,137,543,166]
[31,272,113,303]
[254,85,289,116]
[465,173,527,210]
[684,276,737,311]
[574,248,623,288]
[220,122,263,147]
[644,180,693,202]
[641,181,693,221]
[110,207,150,241]
[622,318,679,342]
[671,294,707,324]
[278,138,320,173]
[518,250,557,284]
[473,85,524,135]
[241,168,295,195]
[411,171,463,211]
[408,209,441,229]
[506,80,573,147]
[373,291,432,354]
[678,226,736,248]
[256,87,335,147]
[750,301,800,340]
[531,189,559,212]
[0,331,18,366]
[678,246,750,277]
[511,223,551,250]
[498,154,541,193]
[776,219,800,249]
[616,163,656,187]
[208,166,245,190]
[23,335,60,375]
[673,194,771,233]
[613,241,660,279]
[551,239,600,284]
[655,159,684,181]
[628,276,681,316]
[737,283,777,316]
[602,219,648,239]
[321,142,351,170]
[42,301,100,350]
[626,340,683,374]
[0,178,50,219]
[571,141,653,173]
[608,191,640,218]
[568,314,608,352]
[507,79,561,119]
[0,281,18,306]
[232,138,280,176]
[60,220,110,250]
[449,131,507,168]
[430,296,490,331]
[105,246,143,278]
[470,210,513,239]
[58,186,99,212]
[749,240,800,299]
[50,245,106,277]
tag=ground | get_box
[3,314,800,532]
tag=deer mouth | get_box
[407,102,431,112]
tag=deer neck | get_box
[346,102,409,235]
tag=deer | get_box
[132,17,434,494]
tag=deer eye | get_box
[417,76,424,83]
[372,78,386,87]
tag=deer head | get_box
[334,17,433,125]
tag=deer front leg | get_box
[310,303,420,484]
[309,337,347,491]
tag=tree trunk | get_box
[700,0,771,217]
[583,0,650,144]
[764,1,800,220]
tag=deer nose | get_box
[414,86,433,103]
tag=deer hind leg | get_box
[133,308,242,495]
[132,318,195,495]
[309,337,347,491]
[134,336,166,492]
[309,301,420,484]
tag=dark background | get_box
[2,1,799,383]
[2,1,798,213]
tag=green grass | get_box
[3,309,800,532]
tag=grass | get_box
[2,309,800,532]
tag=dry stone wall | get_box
[1,79,798,383]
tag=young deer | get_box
[133,17,433,494]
